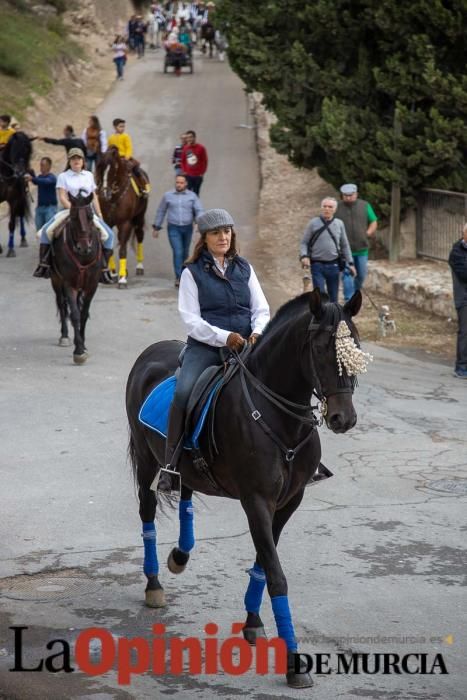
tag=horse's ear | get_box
[309,287,325,319]
[69,193,77,204]
[343,290,362,317]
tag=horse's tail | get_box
[127,428,139,485]
[18,176,31,220]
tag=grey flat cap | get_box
[197,208,235,234]
[340,183,358,195]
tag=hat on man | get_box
[340,183,358,195]
[67,147,85,159]
[197,208,235,234]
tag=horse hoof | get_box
[73,352,88,365]
[145,588,166,608]
[20,238,28,248]
[287,653,314,688]
[118,278,128,289]
[286,671,314,689]
[0,244,3,254]
[243,625,267,646]
[136,267,144,276]
[58,337,71,347]
[6,248,16,258]
[167,547,189,575]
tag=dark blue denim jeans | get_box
[168,223,193,280]
[311,261,340,302]
[343,253,368,300]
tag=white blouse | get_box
[56,169,96,198]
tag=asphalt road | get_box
[0,49,466,700]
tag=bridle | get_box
[232,316,354,467]
[60,202,101,288]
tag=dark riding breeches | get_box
[173,341,222,411]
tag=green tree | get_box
[218,0,467,214]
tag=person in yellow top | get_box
[0,114,15,149]
[107,118,149,195]
[108,118,133,157]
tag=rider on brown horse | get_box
[33,148,114,283]
[107,118,150,196]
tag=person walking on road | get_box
[152,173,204,286]
[24,157,58,230]
[300,197,355,302]
[181,130,208,195]
[111,35,127,80]
[448,223,467,379]
[172,132,188,175]
[336,183,378,301]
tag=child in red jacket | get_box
[181,129,208,195]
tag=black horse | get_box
[0,132,32,257]
[50,193,102,364]
[126,289,363,688]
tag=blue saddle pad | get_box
[138,375,222,449]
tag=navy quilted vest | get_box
[187,251,252,338]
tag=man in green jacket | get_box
[336,183,378,300]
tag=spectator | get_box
[172,132,188,175]
[40,125,86,162]
[25,157,58,231]
[181,129,208,195]
[152,173,204,286]
[300,197,355,301]
[133,15,148,58]
[336,183,378,300]
[448,223,467,379]
[81,115,107,172]
[111,34,127,80]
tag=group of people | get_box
[300,183,378,303]
[8,115,147,280]
[111,2,224,80]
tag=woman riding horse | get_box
[160,208,270,489]
[33,148,114,283]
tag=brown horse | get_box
[95,147,149,289]
[50,193,102,364]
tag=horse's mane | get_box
[260,293,311,340]
[251,293,345,357]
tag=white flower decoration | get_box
[335,321,373,376]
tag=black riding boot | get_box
[33,243,51,278]
[159,403,186,492]
[100,248,114,284]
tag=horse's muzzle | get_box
[327,409,357,433]
[76,242,93,256]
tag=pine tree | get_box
[218,0,467,215]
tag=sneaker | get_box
[453,368,467,379]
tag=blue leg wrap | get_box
[271,595,297,652]
[244,562,266,614]
[142,522,159,576]
[20,218,26,237]
[8,230,14,249]
[178,499,195,553]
